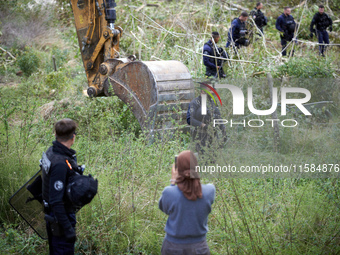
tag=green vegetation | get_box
[0,0,340,254]
[17,47,40,77]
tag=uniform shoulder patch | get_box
[54,180,64,191]
[40,152,51,174]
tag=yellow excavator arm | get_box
[70,0,194,132]
[70,0,122,97]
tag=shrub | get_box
[274,55,335,78]
[17,47,40,77]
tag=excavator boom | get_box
[70,0,194,132]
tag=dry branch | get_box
[135,4,145,12]
[291,1,306,10]
[252,71,266,77]
[267,73,280,152]
[229,3,249,12]
[175,45,257,64]
[130,31,151,50]
[222,5,237,11]
[325,0,334,17]
[180,9,202,16]
[0,46,16,60]
[135,3,159,12]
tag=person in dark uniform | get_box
[203,31,227,79]
[42,118,81,255]
[186,84,226,154]
[250,2,268,36]
[310,5,333,57]
[226,12,249,49]
[276,7,297,56]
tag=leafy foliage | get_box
[17,47,40,77]
[275,55,335,78]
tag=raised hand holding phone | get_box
[171,159,178,185]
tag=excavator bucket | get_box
[103,59,194,133]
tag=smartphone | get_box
[175,153,198,169]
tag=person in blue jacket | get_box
[310,5,333,57]
[203,31,227,78]
[276,7,297,56]
[159,150,215,255]
[226,12,249,49]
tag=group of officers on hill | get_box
[203,3,333,78]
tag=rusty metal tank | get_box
[103,59,194,133]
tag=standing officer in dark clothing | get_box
[250,2,268,36]
[276,7,297,56]
[226,12,249,49]
[42,118,80,255]
[203,31,227,79]
[310,5,332,57]
[187,84,226,153]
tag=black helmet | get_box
[67,174,98,208]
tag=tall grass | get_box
[1,74,339,253]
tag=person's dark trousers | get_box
[281,38,294,57]
[281,38,288,56]
[205,70,217,78]
[46,213,76,255]
[317,30,329,56]
[192,128,208,155]
[161,239,210,255]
